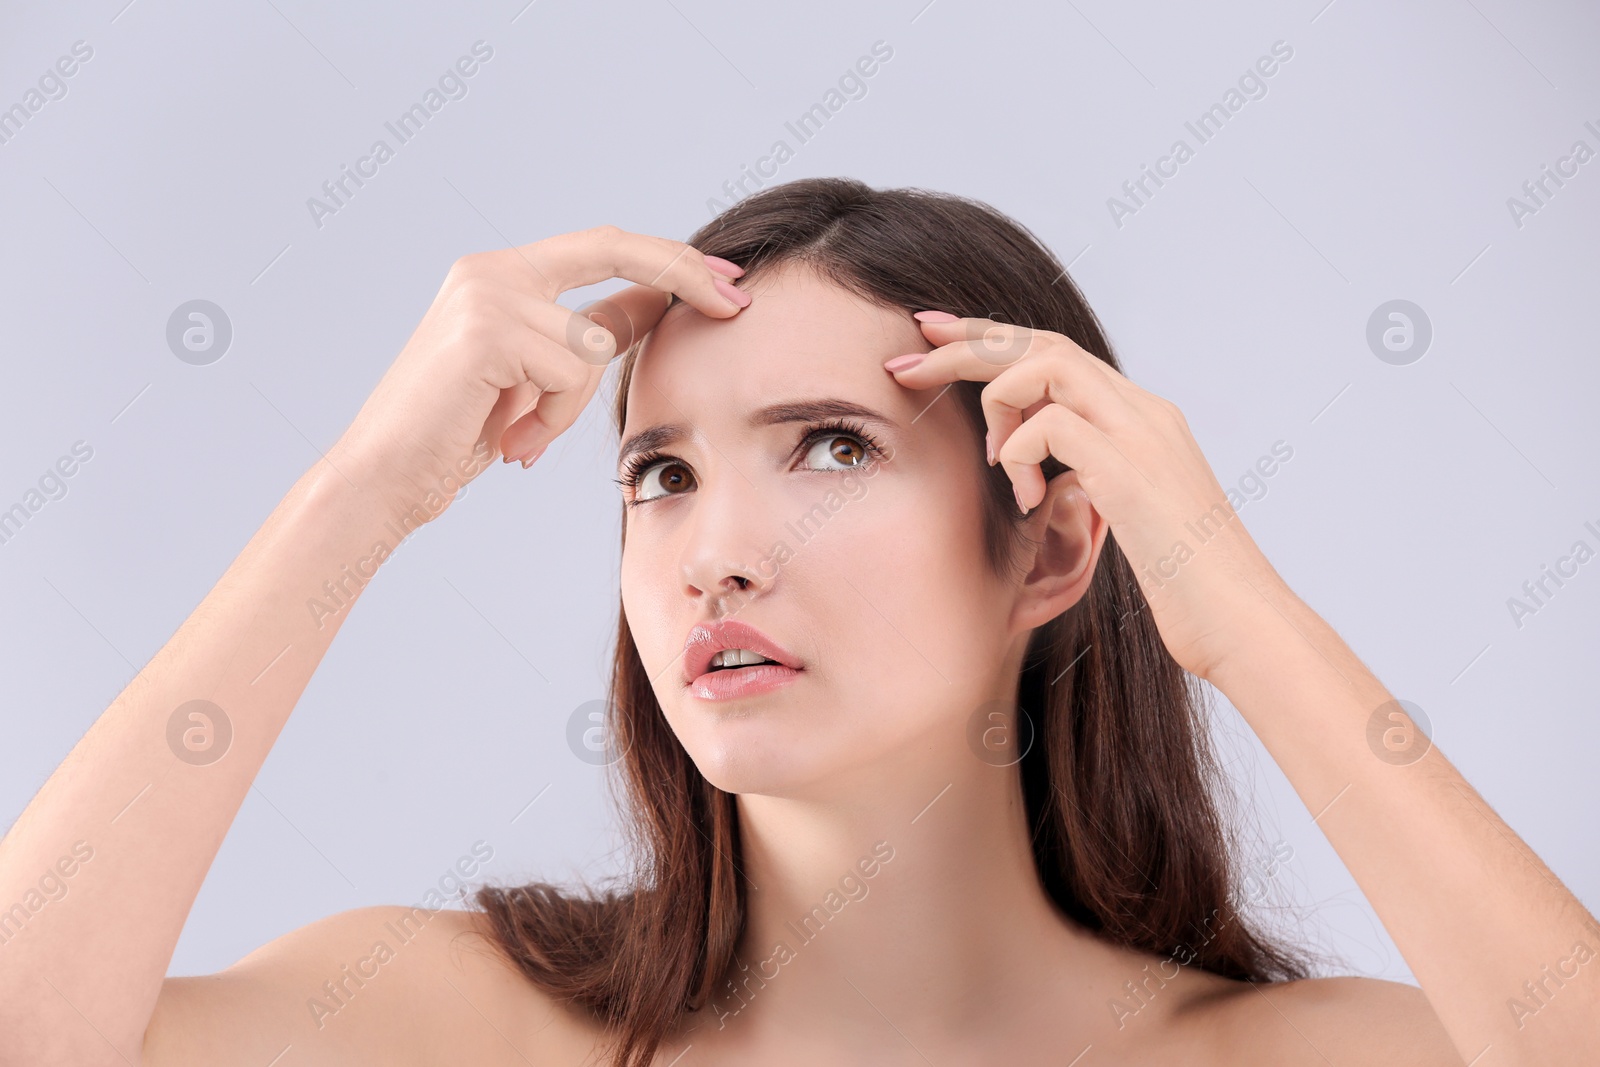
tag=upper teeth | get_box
[711,648,774,668]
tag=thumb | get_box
[502,284,671,463]
[569,283,674,361]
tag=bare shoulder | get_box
[146,905,607,1066]
[1196,974,1462,1065]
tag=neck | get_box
[699,724,1110,1045]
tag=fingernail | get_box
[704,255,745,278]
[1014,484,1029,515]
[713,277,751,308]
[520,445,545,469]
[883,353,926,372]
[913,310,960,323]
[985,430,995,466]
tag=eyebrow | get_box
[618,398,900,469]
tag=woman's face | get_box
[618,262,1020,797]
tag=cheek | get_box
[795,475,1003,691]
[769,472,916,594]
[620,542,673,664]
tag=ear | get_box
[1006,473,1108,634]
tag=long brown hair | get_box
[470,177,1314,1067]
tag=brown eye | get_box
[802,435,867,470]
[635,460,696,501]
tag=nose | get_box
[678,474,778,618]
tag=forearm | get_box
[1212,581,1600,1065]
[0,457,397,1066]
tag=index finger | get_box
[882,316,1051,386]
[521,225,746,320]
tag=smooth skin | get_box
[0,225,1591,1066]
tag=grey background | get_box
[1,0,1595,983]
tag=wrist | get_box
[1203,578,1387,712]
[290,456,397,538]
[1192,573,1306,690]
[323,427,494,527]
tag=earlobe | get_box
[1008,475,1107,633]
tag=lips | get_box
[682,619,802,687]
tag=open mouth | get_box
[706,648,779,672]
[688,643,801,701]
[681,622,801,695]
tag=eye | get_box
[617,420,886,507]
[801,433,872,471]
[634,459,696,502]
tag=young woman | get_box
[1,178,1593,1066]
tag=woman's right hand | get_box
[329,225,750,518]
[0,224,755,1067]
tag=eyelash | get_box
[613,418,888,508]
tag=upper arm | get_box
[144,905,575,1067]
[1221,976,1464,1065]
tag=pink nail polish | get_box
[703,255,745,278]
[914,310,960,323]
[712,277,751,308]
[1014,485,1029,515]
[883,353,926,372]
[985,431,995,466]
[520,445,546,469]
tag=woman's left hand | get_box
[888,314,1600,1067]
[883,311,1285,684]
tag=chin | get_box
[688,724,922,801]
[683,702,894,798]
[697,765,801,798]
[674,715,820,797]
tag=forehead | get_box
[623,262,929,434]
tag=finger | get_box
[513,271,732,460]
[592,282,674,349]
[882,319,1134,460]
[559,282,675,367]
[893,317,1047,384]
[481,381,538,462]
[460,313,586,461]
[493,321,611,456]
[512,226,748,320]
[481,282,646,371]
[883,316,1068,430]
[998,402,1124,513]
[881,318,1040,464]
[888,315,1124,391]
[501,363,606,463]
[977,344,1141,464]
